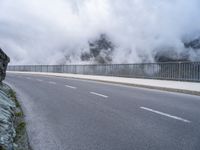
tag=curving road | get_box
[5,73,200,150]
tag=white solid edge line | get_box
[48,81,56,84]
[65,85,77,89]
[90,92,108,98]
[140,107,191,123]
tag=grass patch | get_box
[7,89,21,108]
[15,112,23,117]
[16,122,26,135]
[0,146,6,150]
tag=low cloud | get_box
[0,0,200,64]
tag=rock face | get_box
[0,48,10,82]
[0,50,14,150]
[0,85,16,150]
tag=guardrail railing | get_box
[7,62,200,82]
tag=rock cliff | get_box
[0,48,10,82]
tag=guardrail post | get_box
[178,62,181,81]
[62,65,64,73]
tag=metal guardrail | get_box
[7,62,200,82]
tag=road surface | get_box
[5,73,200,150]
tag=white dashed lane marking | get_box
[140,107,191,123]
[36,79,43,82]
[48,81,56,85]
[90,92,108,98]
[65,85,77,89]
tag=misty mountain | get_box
[79,35,200,64]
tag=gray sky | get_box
[0,0,200,64]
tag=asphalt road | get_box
[5,73,200,150]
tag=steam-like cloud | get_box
[0,0,200,64]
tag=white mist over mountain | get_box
[0,0,200,64]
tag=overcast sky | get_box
[0,0,200,64]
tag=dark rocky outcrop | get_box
[155,37,200,62]
[81,34,114,64]
[0,48,10,82]
[154,50,189,62]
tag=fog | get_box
[0,0,200,64]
